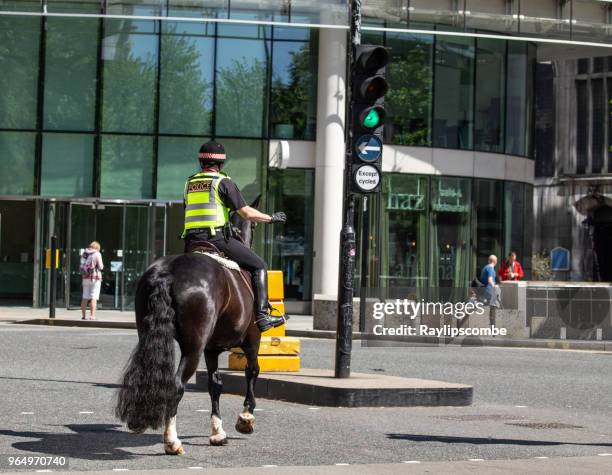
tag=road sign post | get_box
[335,0,389,378]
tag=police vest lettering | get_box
[187,181,212,193]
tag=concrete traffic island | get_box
[195,368,473,407]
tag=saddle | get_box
[189,243,253,297]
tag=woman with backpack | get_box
[80,241,104,320]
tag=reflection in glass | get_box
[0,132,36,195]
[266,168,315,301]
[44,17,99,131]
[167,0,228,18]
[159,22,214,135]
[433,36,474,149]
[102,19,159,134]
[519,0,570,40]
[220,139,264,204]
[46,0,102,13]
[157,136,203,200]
[410,0,463,30]
[504,181,527,269]
[571,0,612,43]
[506,41,527,156]
[385,32,433,146]
[0,16,40,129]
[270,31,317,140]
[215,35,269,137]
[380,174,429,288]
[41,133,94,197]
[473,179,503,275]
[430,176,472,295]
[105,0,164,16]
[465,0,517,33]
[100,135,154,199]
[576,80,588,175]
[592,78,604,173]
[474,38,505,153]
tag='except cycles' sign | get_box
[353,164,380,192]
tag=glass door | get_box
[67,202,166,310]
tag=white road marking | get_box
[308,407,320,410]
[403,461,421,464]
[35,471,53,473]
[515,405,527,408]
[534,456,549,459]
[254,408,264,412]
[262,465,278,468]
[196,409,209,412]
[335,463,349,466]
[79,411,94,414]
[112,470,129,472]
[468,459,484,462]
[597,453,612,456]
[188,467,204,470]
[21,411,34,415]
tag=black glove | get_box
[270,212,287,224]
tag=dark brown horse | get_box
[115,203,261,454]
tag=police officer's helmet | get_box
[198,141,226,169]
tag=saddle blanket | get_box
[201,252,240,271]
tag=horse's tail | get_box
[115,265,176,433]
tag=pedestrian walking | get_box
[80,241,104,320]
[480,254,501,325]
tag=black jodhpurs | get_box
[184,235,267,273]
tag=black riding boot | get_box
[252,269,284,332]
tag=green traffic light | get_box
[363,109,380,128]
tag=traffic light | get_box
[350,45,389,194]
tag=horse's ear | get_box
[250,194,262,209]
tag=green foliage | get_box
[532,252,552,281]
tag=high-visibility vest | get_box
[182,171,230,237]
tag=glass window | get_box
[270,29,318,140]
[430,176,472,292]
[220,139,264,203]
[519,0,570,40]
[380,174,429,288]
[0,131,36,195]
[506,41,527,156]
[465,0,517,33]
[473,179,503,275]
[362,0,408,29]
[608,78,612,173]
[534,61,555,177]
[591,78,604,173]
[576,80,588,175]
[0,16,40,129]
[215,30,270,137]
[474,38,505,153]
[385,32,433,146]
[571,0,611,43]
[167,0,229,19]
[266,168,315,301]
[0,1,41,11]
[44,17,99,131]
[105,0,164,16]
[100,135,154,199]
[41,133,94,197]
[504,181,526,267]
[157,136,203,200]
[433,35,475,150]
[101,19,159,134]
[410,0,463,30]
[46,0,102,13]
[159,22,214,135]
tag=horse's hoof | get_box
[235,412,255,434]
[209,434,228,446]
[164,441,185,455]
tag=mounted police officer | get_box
[182,140,286,332]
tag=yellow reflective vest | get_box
[182,171,230,238]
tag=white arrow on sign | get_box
[358,143,381,153]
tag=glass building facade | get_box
[10,0,607,308]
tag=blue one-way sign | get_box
[355,134,382,162]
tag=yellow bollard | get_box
[228,270,301,372]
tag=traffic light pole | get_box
[334,0,362,379]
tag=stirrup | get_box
[255,314,285,332]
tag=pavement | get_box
[0,322,611,473]
[1,306,610,351]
